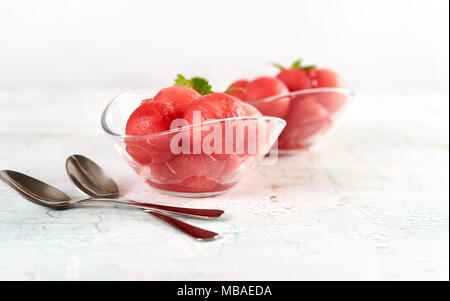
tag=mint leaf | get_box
[291,59,303,68]
[173,74,213,95]
[224,87,246,94]
[270,62,286,71]
[174,74,194,88]
[191,77,213,95]
[271,60,315,71]
[291,59,316,71]
[301,65,316,71]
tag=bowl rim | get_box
[101,88,287,139]
[245,87,354,105]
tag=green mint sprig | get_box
[224,87,246,94]
[174,74,214,95]
[271,59,316,71]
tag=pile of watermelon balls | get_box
[124,60,348,193]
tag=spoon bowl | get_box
[65,154,225,218]
[0,170,71,208]
[0,169,220,240]
[66,155,119,198]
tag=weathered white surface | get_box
[0,89,448,280]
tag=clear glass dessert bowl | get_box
[101,88,286,197]
[247,88,353,155]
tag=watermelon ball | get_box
[148,153,239,193]
[313,91,349,114]
[245,76,290,119]
[125,101,177,165]
[182,93,265,155]
[272,59,315,91]
[226,76,290,119]
[125,74,268,193]
[278,118,332,150]
[278,96,331,150]
[181,93,242,157]
[307,68,348,114]
[125,101,176,135]
[308,68,346,88]
[276,68,313,91]
[149,93,265,193]
[226,79,249,100]
[183,92,244,124]
[238,100,262,117]
[151,86,201,117]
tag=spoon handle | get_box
[76,198,224,218]
[128,201,224,218]
[145,210,219,241]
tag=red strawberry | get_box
[309,68,346,88]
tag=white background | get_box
[0,0,448,93]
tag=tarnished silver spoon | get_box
[0,170,219,241]
[65,154,224,219]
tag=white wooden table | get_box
[0,89,448,280]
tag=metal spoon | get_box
[65,154,224,219]
[0,170,219,241]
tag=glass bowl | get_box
[247,88,353,155]
[101,88,286,197]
